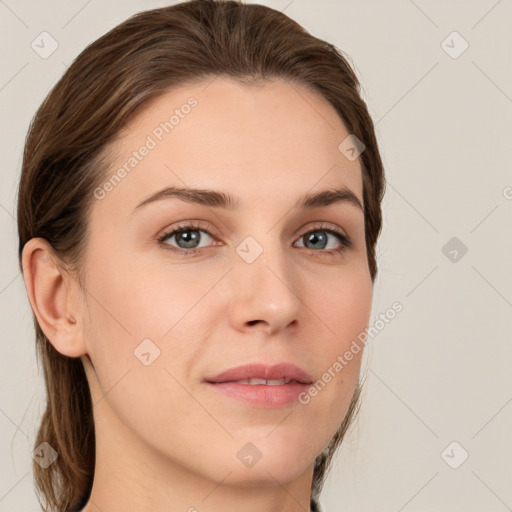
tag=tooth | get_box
[248,378,267,385]
[233,378,291,385]
[266,378,285,386]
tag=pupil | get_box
[178,230,199,248]
[307,231,327,249]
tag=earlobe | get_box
[21,237,87,358]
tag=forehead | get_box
[95,76,364,216]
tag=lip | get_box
[205,362,314,385]
[204,362,314,408]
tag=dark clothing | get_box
[311,496,322,511]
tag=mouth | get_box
[225,377,295,385]
[205,362,314,385]
[204,362,314,408]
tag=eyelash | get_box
[157,221,353,257]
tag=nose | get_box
[228,238,302,336]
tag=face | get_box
[79,76,373,486]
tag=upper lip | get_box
[205,362,314,385]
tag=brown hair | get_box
[17,0,385,510]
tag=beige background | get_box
[1,0,511,510]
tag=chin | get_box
[211,435,317,485]
[222,458,314,488]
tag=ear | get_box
[21,237,87,358]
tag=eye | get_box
[158,222,353,256]
[158,221,216,255]
[294,224,353,255]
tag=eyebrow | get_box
[133,185,364,213]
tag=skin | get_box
[22,77,373,512]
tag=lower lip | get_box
[205,381,310,408]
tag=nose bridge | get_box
[230,229,302,331]
[235,228,291,285]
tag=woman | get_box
[17,1,385,510]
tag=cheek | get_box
[313,262,373,350]
[81,253,218,389]
[299,264,372,423]
[80,258,212,446]
[83,250,209,336]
